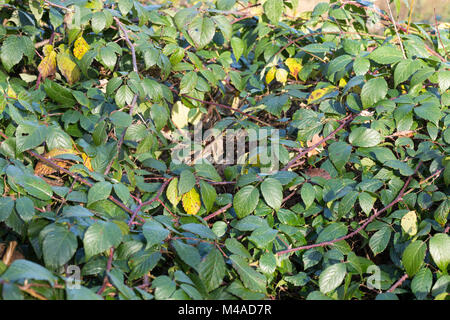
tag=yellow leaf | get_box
[285,58,302,80]
[171,101,190,129]
[338,78,347,88]
[6,85,16,98]
[57,51,80,85]
[182,188,201,215]
[73,36,89,60]
[275,68,288,85]
[307,85,336,104]
[166,178,181,207]
[401,211,417,236]
[43,44,54,57]
[265,66,276,84]
[80,152,93,172]
[38,50,57,80]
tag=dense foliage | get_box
[0,0,448,300]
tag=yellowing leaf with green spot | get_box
[265,66,276,84]
[285,58,302,79]
[6,85,17,98]
[275,68,288,85]
[401,211,417,236]
[182,187,201,215]
[43,44,54,57]
[166,178,181,207]
[80,152,93,172]
[307,85,336,104]
[38,44,57,80]
[73,36,89,60]
[56,50,80,85]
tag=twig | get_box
[171,88,271,127]
[276,161,422,256]
[434,8,448,58]
[282,114,356,171]
[104,18,140,175]
[44,0,74,12]
[97,247,115,296]
[0,130,134,216]
[203,203,232,221]
[387,273,408,292]
[406,0,415,34]
[384,0,406,59]
[127,178,173,227]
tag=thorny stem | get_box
[387,273,408,293]
[276,161,423,256]
[282,114,356,171]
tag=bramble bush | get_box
[0,0,448,300]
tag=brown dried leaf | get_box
[306,134,326,157]
[305,168,332,180]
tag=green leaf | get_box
[248,226,278,248]
[319,263,347,294]
[166,178,181,207]
[83,221,123,259]
[118,0,133,15]
[129,250,161,280]
[194,163,222,182]
[171,239,201,271]
[1,36,32,71]
[115,85,134,108]
[142,220,169,247]
[411,267,433,300]
[361,78,388,108]
[180,71,198,94]
[0,197,15,222]
[43,226,78,268]
[429,234,450,273]
[402,240,427,277]
[394,59,422,87]
[22,175,53,201]
[316,223,348,243]
[181,223,217,240]
[338,191,358,218]
[212,15,232,42]
[368,45,404,64]
[67,286,103,300]
[199,180,216,213]
[231,37,245,62]
[16,122,49,153]
[414,103,442,126]
[263,0,283,24]
[301,183,315,209]
[1,259,58,283]
[438,70,450,92]
[150,104,168,131]
[198,248,226,292]
[349,127,382,147]
[15,197,35,222]
[328,141,352,171]
[187,17,216,49]
[178,170,196,195]
[43,79,76,106]
[88,181,112,206]
[230,254,266,293]
[369,226,391,256]
[233,185,260,218]
[260,178,283,211]
[91,11,106,34]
